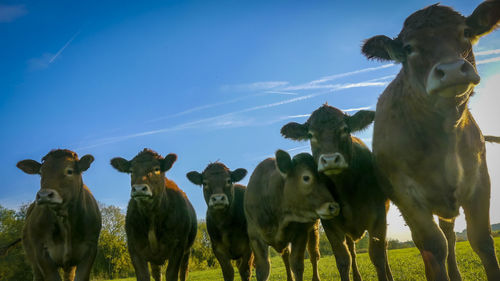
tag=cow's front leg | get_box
[322,219,351,281]
[74,243,97,281]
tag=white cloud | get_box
[27,31,80,71]
[221,81,289,92]
[0,4,27,23]
[476,56,500,65]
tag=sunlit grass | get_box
[100,236,500,281]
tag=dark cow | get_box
[244,150,340,281]
[186,162,253,281]
[17,149,101,281]
[361,1,500,280]
[282,104,393,281]
[111,149,197,281]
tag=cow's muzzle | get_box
[131,184,153,199]
[426,59,480,97]
[318,153,348,175]
[316,202,340,220]
[208,194,229,210]
[36,189,63,205]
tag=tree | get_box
[0,204,31,281]
[92,203,134,279]
[190,221,218,270]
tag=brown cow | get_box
[17,149,101,281]
[244,150,339,281]
[362,2,500,280]
[111,149,197,281]
[186,162,253,281]
[281,104,393,281]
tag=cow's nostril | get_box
[48,192,54,198]
[320,157,327,165]
[435,68,445,79]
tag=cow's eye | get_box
[65,168,74,175]
[403,44,413,55]
[226,179,231,185]
[307,132,313,139]
[303,175,311,183]
[154,167,161,174]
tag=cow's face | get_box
[17,150,94,207]
[281,105,374,176]
[276,150,340,221]
[362,2,499,99]
[111,149,177,202]
[187,163,246,211]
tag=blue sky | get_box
[1,0,499,241]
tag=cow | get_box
[110,149,197,281]
[186,162,253,281]
[281,104,393,281]
[361,1,500,280]
[16,149,101,281]
[244,150,340,281]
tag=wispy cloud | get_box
[283,64,395,91]
[0,4,27,23]
[475,49,500,56]
[477,56,500,65]
[27,31,80,71]
[221,81,289,92]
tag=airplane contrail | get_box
[49,31,80,64]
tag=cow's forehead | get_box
[399,5,465,41]
[131,149,162,166]
[203,163,230,177]
[42,156,75,168]
[307,105,345,129]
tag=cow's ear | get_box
[186,171,203,185]
[231,168,247,182]
[276,149,292,176]
[161,153,177,172]
[110,157,130,173]
[281,122,309,141]
[362,35,405,62]
[78,154,94,172]
[466,0,500,40]
[346,110,375,132]
[17,160,41,175]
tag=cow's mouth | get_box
[132,194,153,200]
[322,168,344,176]
[210,204,228,210]
[429,83,474,98]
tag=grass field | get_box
[103,236,500,280]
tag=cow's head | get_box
[281,105,374,176]
[111,149,177,202]
[187,163,246,211]
[276,150,340,221]
[17,149,94,207]
[362,1,499,99]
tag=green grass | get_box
[102,237,500,281]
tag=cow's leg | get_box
[33,248,62,281]
[63,266,76,281]
[151,264,162,281]
[74,245,97,281]
[368,221,391,281]
[282,246,294,281]
[165,249,184,281]
[346,236,362,281]
[398,204,449,281]
[463,177,500,281]
[129,249,150,281]
[237,250,254,281]
[213,245,235,281]
[179,251,190,281]
[290,232,308,281]
[438,218,461,281]
[250,238,270,281]
[307,221,321,281]
[322,220,351,281]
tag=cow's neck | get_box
[399,73,471,137]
